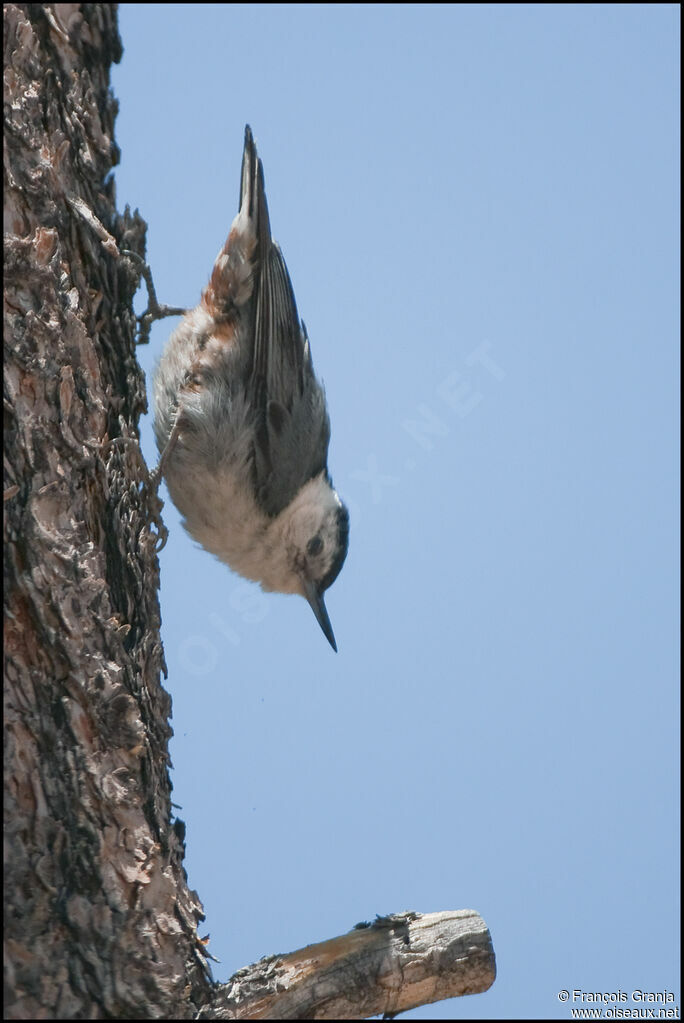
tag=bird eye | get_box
[307,535,323,557]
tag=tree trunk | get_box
[4,4,211,1017]
[4,6,496,1019]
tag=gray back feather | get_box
[242,132,332,516]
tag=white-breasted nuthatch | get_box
[153,126,349,650]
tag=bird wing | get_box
[242,128,331,516]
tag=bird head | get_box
[279,476,349,651]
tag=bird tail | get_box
[203,125,271,317]
[239,125,272,246]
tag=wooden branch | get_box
[198,910,496,1020]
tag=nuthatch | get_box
[153,126,349,650]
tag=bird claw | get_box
[121,249,187,345]
[101,434,169,552]
[144,464,169,552]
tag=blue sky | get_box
[111,5,680,1018]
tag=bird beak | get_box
[303,579,337,652]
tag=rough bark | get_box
[4,4,211,1018]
